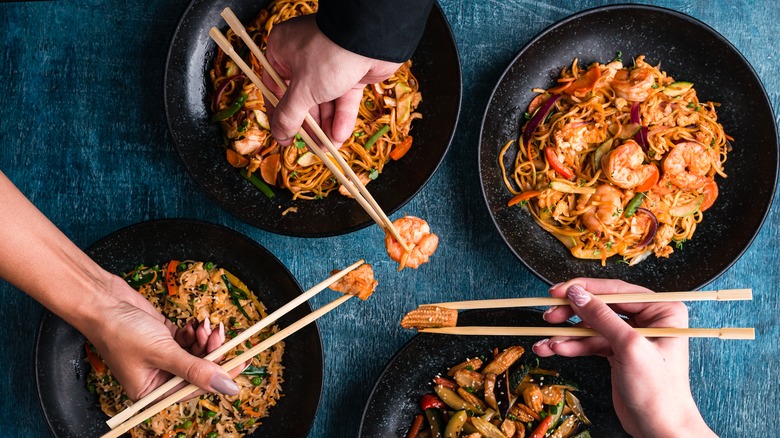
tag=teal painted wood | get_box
[0,0,778,436]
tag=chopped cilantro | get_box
[612,50,623,63]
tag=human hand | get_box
[85,274,242,401]
[532,279,716,438]
[263,14,401,147]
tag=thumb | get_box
[270,80,315,145]
[566,284,640,347]
[160,346,239,396]
[330,87,364,144]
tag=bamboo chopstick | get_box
[426,289,752,310]
[106,259,365,429]
[419,326,756,340]
[103,294,354,438]
[213,11,411,252]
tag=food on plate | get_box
[500,54,730,265]
[385,216,439,270]
[407,347,591,438]
[328,263,378,300]
[400,306,457,330]
[210,0,423,200]
[85,260,283,437]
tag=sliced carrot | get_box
[432,376,459,390]
[529,415,554,438]
[166,260,179,296]
[527,95,546,115]
[406,414,425,438]
[84,343,105,374]
[508,190,541,207]
[260,153,280,186]
[226,148,249,168]
[390,137,413,160]
[564,66,601,95]
[635,164,659,192]
[700,179,718,212]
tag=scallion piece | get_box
[240,168,275,198]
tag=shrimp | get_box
[602,140,657,189]
[612,67,655,102]
[328,264,377,300]
[663,141,711,190]
[233,127,269,156]
[553,119,607,152]
[581,184,623,233]
[384,216,439,270]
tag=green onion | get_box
[199,284,208,292]
[368,169,379,180]
[182,420,193,429]
[211,93,248,122]
[232,399,242,408]
[245,340,253,348]
[177,262,187,271]
[143,418,151,425]
[206,410,217,418]
[207,433,218,438]
[364,124,390,150]
[240,168,275,198]
[204,261,214,270]
[251,376,262,386]
[246,419,256,427]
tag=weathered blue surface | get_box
[1,0,778,437]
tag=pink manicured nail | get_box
[549,340,565,349]
[210,374,239,395]
[203,318,212,336]
[549,282,564,292]
[218,322,225,341]
[567,284,591,307]
[533,338,549,348]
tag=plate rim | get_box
[33,218,324,438]
[477,3,779,288]
[163,0,463,238]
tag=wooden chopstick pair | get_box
[102,260,366,437]
[210,8,410,252]
[418,288,755,340]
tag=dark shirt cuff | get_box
[316,0,435,63]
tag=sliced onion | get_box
[522,94,561,145]
[212,73,245,111]
[635,207,658,248]
[630,102,650,150]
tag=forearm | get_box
[0,170,111,334]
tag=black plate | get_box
[359,308,625,437]
[479,5,778,291]
[35,219,323,437]
[165,0,461,237]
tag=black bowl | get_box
[359,308,626,437]
[165,0,461,237]
[35,219,323,437]
[479,5,778,291]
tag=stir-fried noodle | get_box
[500,55,730,265]
[210,0,423,200]
[86,261,283,437]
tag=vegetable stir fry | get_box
[408,347,591,438]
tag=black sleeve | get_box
[316,0,436,63]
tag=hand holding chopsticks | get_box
[409,286,754,339]
[102,260,366,437]
[210,9,410,252]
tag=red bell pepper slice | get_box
[529,415,554,438]
[544,147,574,180]
[85,343,106,374]
[419,393,445,411]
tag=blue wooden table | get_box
[1,0,778,436]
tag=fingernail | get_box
[203,318,211,336]
[543,306,557,316]
[218,322,225,341]
[533,338,549,348]
[549,340,565,349]
[210,374,239,396]
[567,284,591,307]
[549,282,564,292]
